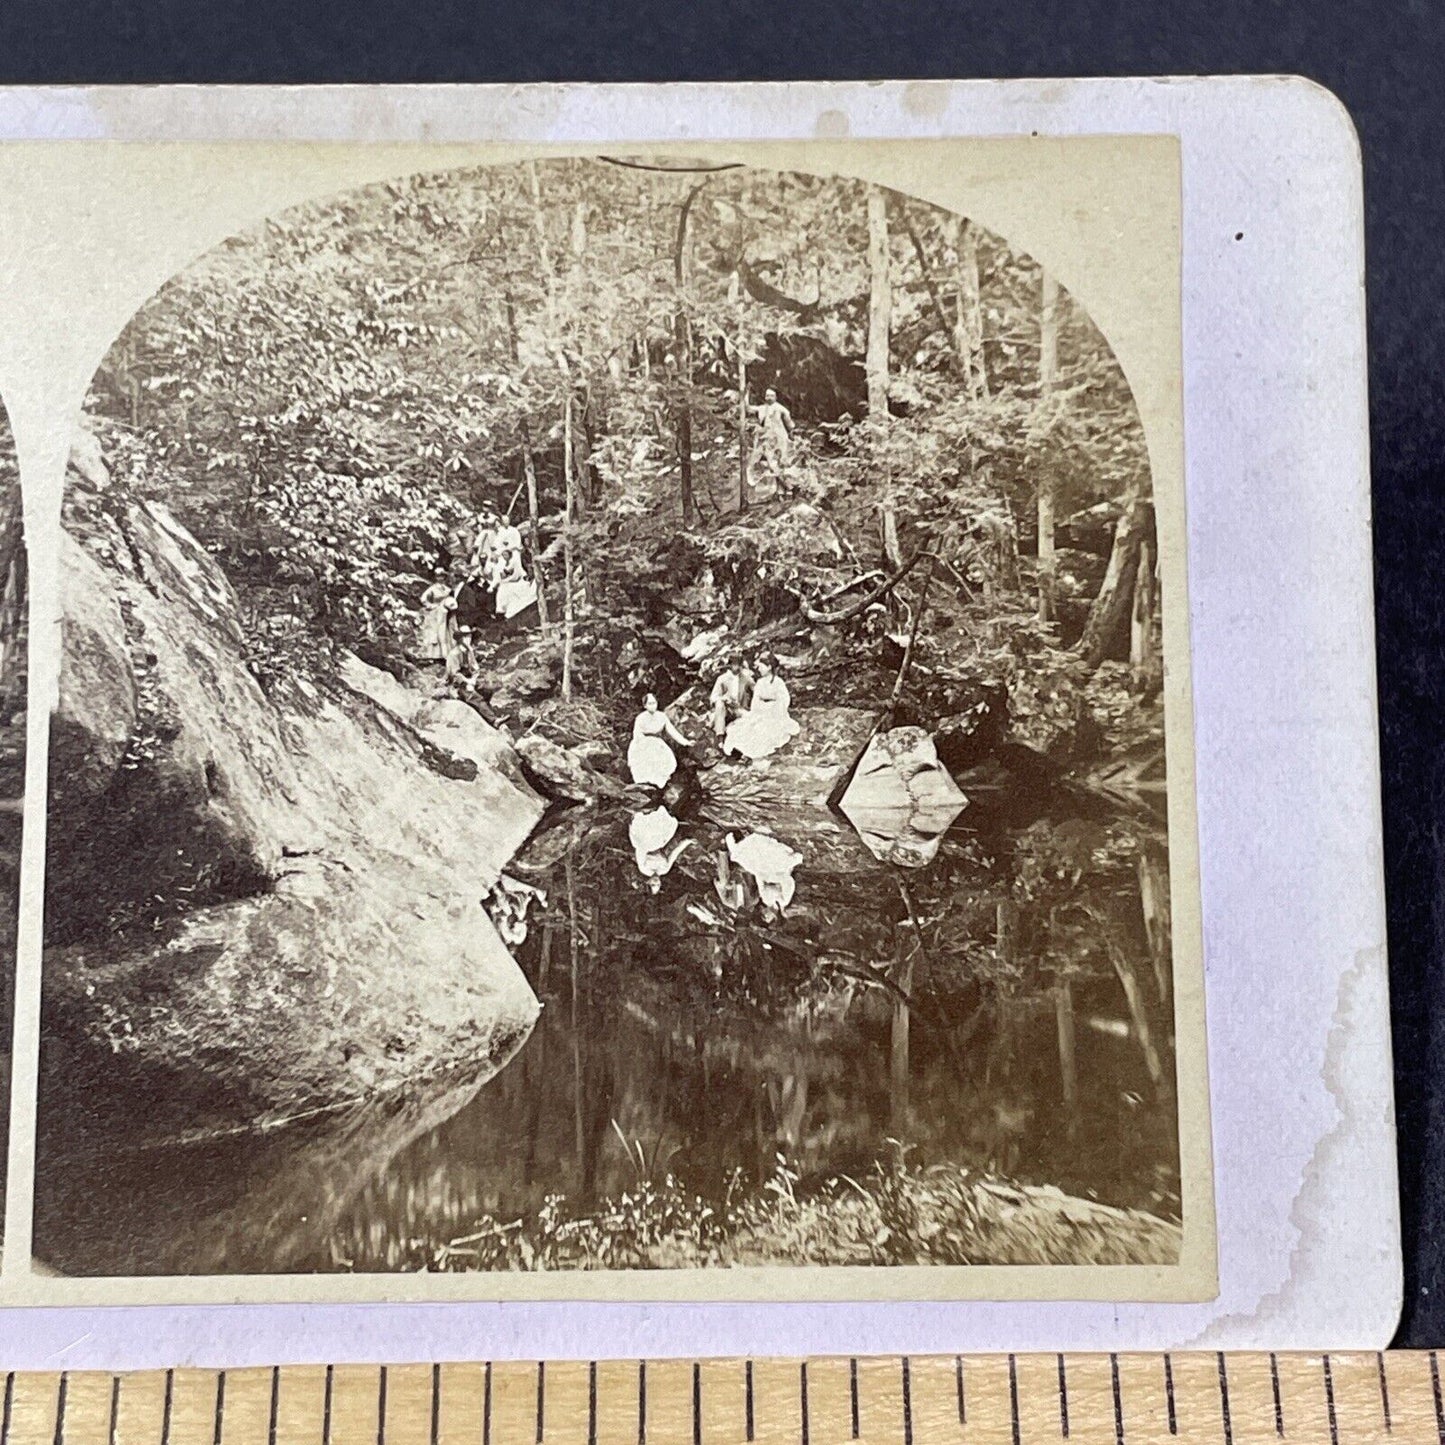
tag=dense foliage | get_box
[88,158,1157,744]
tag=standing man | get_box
[753,387,795,483]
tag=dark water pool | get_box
[33,779,1179,1276]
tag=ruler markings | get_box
[1433,1352,1445,1445]
[1111,1353,1124,1445]
[52,1373,67,1445]
[212,1372,225,1445]
[1268,1352,1283,1438]
[1005,1356,1019,1445]
[1323,1354,1339,1445]
[2,1373,12,1445]
[1215,1353,1231,1445]
[18,1354,1445,1444]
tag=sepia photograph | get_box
[0,400,24,1256]
[31,151,1191,1285]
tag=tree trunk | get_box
[900,204,965,377]
[891,941,914,1129]
[736,340,749,513]
[1036,268,1059,624]
[948,216,989,401]
[866,187,898,564]
[672,184,706,528]
[520,424,552,637]
[1075,497,1153,667]
[561,392,577,700]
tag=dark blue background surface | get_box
[0,0,1440,1345]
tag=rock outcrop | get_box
[43,451,547,1142]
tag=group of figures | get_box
[417,504,538,676]
[626,652,800,790]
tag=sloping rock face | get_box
[43,455,546,1142]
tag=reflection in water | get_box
[724,831,803,915]
[629,806,692,891]
[33,775,1180,1276]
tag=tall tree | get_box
[865,187,900,566]
[672,183,706,528]
[948,215,989,401]
[1036,268,1059,624]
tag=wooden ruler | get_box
[0,1353,1436,1444]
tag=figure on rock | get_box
[708,653,755,741]
[627,691,694,788]
[418,567,458,664]
[723,653,799,763]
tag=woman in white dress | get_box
[723,654,800,761]
[627,692,694,788]
[418,569,457,662]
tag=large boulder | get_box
[44,454,547,1142]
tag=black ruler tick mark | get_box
[266,1366,278,1445]
[1269,1352,1283,1437]
[430,1363,440,1445]
[902,1357,913,1445]
[322,1365,333,1445]
[107,1377,119,1445]
[1164,1353,1177,1436]
[1378,1351,1393,1433]
[163,1370,176,1445]
[1007,1355,1019,1445]
[1217,1353,1234,1445]
[52,1371,67,1445]
[213,1370,226,1445]
[1323,1354,1339,1445]
[483,1362,493,1445]
[1111,1353,1125,1445]
[1430,1352,1443,1444]
[535,1361,545,1445]
[746,1360,755,1443]
[800,1361,810,1445]
[955,1356,966,1425]
[377,1365,388,1445]
[637,1360,646,1445]
[588,1362,597,1445]
[1058,1353,1071,1439]
[849,1358,858,1440]
[692,1362,701,1445]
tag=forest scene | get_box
[36,158,1179,1276]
